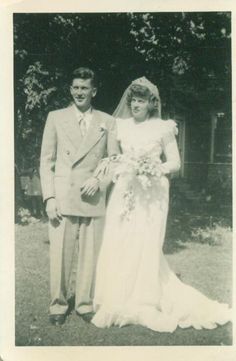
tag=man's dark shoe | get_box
[76,311,95,323]
[49,314,66,326]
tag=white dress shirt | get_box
[73,104,93,134]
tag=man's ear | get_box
[92,87,97,98]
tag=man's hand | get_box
[46,198,62,223]
[80,177,100,196]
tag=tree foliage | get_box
[129,12,231,113]
[14,12,231,170]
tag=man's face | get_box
[70,78,97,112]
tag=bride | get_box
[91,77,231,332]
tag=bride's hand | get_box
[93,158,110,178]
[80,177,100,196]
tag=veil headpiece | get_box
[113,76,161,119]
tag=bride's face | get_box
[131,96,150,121]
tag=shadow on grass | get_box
[15,317,232,346]
[163,212,232,255]
[164,214,190,254]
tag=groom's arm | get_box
[40,113,62,222]
[40,112,57,202]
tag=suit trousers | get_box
[48,215,104,315]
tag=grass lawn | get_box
[15,217,232,346]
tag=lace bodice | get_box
[116,117,181,175]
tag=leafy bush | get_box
[206,171,232,205]
[191,223,232,246]
[17,207,39,225]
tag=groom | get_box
[40,67,120,325]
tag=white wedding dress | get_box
[92,117,231,332]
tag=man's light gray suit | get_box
[40,104,119,315]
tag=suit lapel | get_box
[72,110,105,165]
[60,105,82,149]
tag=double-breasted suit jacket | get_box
[40,105,120,217]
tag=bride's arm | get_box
[161,122,181,175]
[93,118,122,190]
[107,117,121,157]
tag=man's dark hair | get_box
[70,67,97,87]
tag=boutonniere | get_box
[100,123,107,132]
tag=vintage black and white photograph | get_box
[13,10,232,347]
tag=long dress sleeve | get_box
[161,120,181,175]
[94,118,121,191]
[107,117,121,157]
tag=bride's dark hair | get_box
[126,84,160,116]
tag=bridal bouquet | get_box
[116,148,163,219]
[95,146,163,220]
[113,149,162,186]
